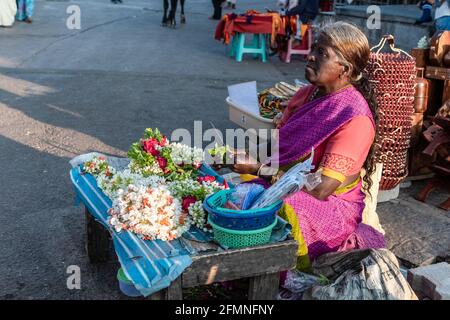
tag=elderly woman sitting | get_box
[220,22,386,271]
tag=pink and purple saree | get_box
[267,85,386,268]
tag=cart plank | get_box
[181,239,297,288]
[248,273,280,300]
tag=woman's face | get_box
[305,36,348,87]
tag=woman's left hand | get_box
[230,152,261,175]
[303,175,342,201]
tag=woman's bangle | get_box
[256,164,265,177]
[257,164,278,177]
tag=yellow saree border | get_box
[278,203,312,272]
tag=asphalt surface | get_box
[0,0,308,299]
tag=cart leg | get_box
[166,277,183,300]
[147,277,182,300]
[85,206,111,263]
[248,272,280,300]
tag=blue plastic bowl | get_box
[203,189,282,231]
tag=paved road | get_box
[0,0,307,299]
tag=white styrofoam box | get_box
[227,97,275,132]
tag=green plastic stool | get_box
[229,32,268,63]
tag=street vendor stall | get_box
[214,10,315,63]
[227,80,306,131]
[215,9,315,63]
[215,11,284,62]
[69,129,298,299]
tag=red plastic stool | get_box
[280,25,313,63]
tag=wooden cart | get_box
[85,206,298,300]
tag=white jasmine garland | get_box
[188,201,211,232]
[83,156,115,176]
[97,169,166,200]
[129,159,164,177]
[169,143,204,166]
[109,185,191,241]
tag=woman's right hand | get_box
[211,148,247,171]
[230,152,261,175]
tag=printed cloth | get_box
[215,11,285,46]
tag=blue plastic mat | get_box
[71,166,198,297]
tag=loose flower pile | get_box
[81,128,227,241]
[127,128,204,181]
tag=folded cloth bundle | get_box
[259,81,305,119]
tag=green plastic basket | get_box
[208,216,278,249]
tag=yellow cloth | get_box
[278,203,311,272]
[240,174,257,182]
[321,167,346,183]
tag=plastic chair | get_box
[280,24,313,63]
[229,32,268,62]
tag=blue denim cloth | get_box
[436,15,450,30]
[16,0,34,20]
[416,8,433,24]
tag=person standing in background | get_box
[210,0,226,20]
[0,0,17,27]
[286,0,319,24]
[285,0,319,41]
[414,0,433,25]
[432,0,450,30]
[16,0,34,23]
[226,0,236,10]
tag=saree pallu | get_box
[16,0,34,21]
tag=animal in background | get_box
[162,0,186,27]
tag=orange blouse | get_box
[319,116,375,183]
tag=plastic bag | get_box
[303,249,418,300]
[304,169,323,191]
[69,152,130,171]
[250,149,317,209]
[285,270,321,292]
[228,183,263,209]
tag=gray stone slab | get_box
[377,181,450,268]
[407,262,450,300]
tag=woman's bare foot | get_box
[25,17,32,23]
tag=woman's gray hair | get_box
[318,21,370,83]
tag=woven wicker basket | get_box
[368,35,415,190]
